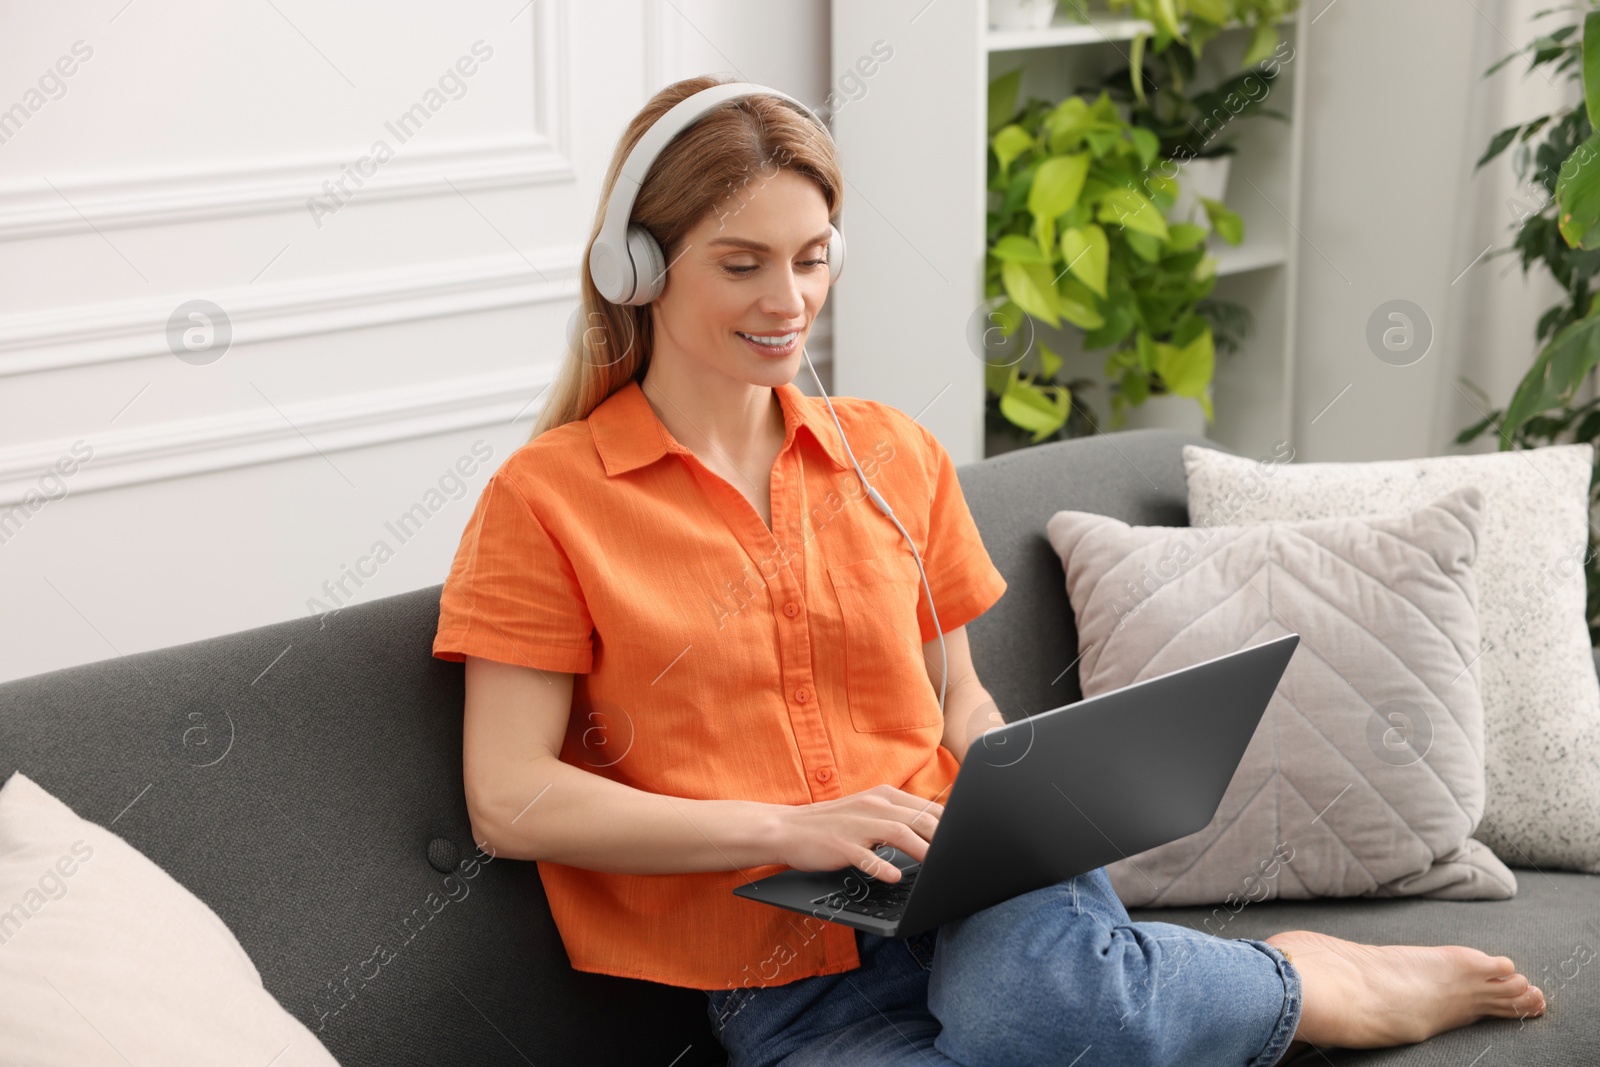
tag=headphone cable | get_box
[800,345,950,717]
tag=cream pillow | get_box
[0,771,341,1067]
[1185,442,1600,874]
[1046,487,1517,907]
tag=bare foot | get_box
[1263,929,1546,1056]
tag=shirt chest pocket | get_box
[826,556,943,733]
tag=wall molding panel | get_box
[0,248,584,377]
[0,365,552,507]
[0,0,572,241]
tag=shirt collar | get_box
[588,379,854,477]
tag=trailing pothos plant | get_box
[983,68,1246,441]
[1458,3,1600,643]
[1102,0,1300,105]
[1098,37,1291,164]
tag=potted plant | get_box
[1100,0,1296,232]
[989,0,1061,31]
[1457,3,1600,642]
[982,68,1248,444]
[1103,0,1300,85]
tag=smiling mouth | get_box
[736,330,801,354]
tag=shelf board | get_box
[1212,241,1287,276]
[986,11,1296,54]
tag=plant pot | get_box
[1119,392,1207,436]
[1164,155,1232,233]
[989,0,1057,31]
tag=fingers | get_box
[855,845,901,882]
[885,786,945,821]
[839,787,945,875]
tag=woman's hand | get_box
[773,784,944,883]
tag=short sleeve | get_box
[432,471,594,673]
[909,421,1008,644]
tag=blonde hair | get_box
[527,74,844,442]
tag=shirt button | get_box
[795,687,811,703]
[816,767,832,782]
[783,601,800,618]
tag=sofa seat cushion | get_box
[1126,869,1600,1064]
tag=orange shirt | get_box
[432,378,1007,991]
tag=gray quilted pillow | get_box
[1045,485,1517,907]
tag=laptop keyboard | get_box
[811,865,919,921]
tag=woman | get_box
[431,75,1546,1067]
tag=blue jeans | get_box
[704,865,1302,1067]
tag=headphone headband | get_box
[588,81,844,305]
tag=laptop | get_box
[732,632,1300,939]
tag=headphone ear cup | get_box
[625,224,668,305]
[827,223,846,285]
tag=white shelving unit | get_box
[830,2,1307,463]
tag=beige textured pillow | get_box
[1184,442,1600,874]
[0,771,341,1067]
[1045,486,1517,907]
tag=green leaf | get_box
[999,377,1069,438]
[1000,260,1060,328]
[1484,49,1523,78]
[987,68,1022,136]
[1455,413,1496,445]
[1125,230,1164,261]
[1120,367,1152,406]
[1037,340,1062,381]
[988,297,1025,336]
[1131,31,1148,107]
[1028,153,1092,224]
[1060,224,1110,298]
[1242,20,1277,68]
[1170,312,1207,349]
[1188,0,1228,23]
[1556,130,1600,249]
[1585,11,1600,130]
[1156,325,1215,398]
[1097,187,1170,239]
[1046,97,1095,151]
[991,233,1051,264]
[1154,0,1184,41]
[1502,308,1600,442]
[1128,127,1161,170]
[992,124,1035,174]
[1167,222,1209,252]
[1082,293,1136,349]
[1056,275,1106,329]
[1476,124,1524,171]
[1145,171,1179,213]
[1200,197,1244,245]
[1083,129,1123,157]
[1136,330,1159,372]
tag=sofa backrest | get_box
[958,428,1219,723]
[0,427,1220,1067]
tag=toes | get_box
[1494,986,1545,1019]
[1490,973,1530,997]
[1486,954,1516,977]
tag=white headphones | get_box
[588,81,845,306]
[588,80,950,716]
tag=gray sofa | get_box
[2,427,1596,1066]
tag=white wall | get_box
[1289,0,1585,462]
[0,0,832,684]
